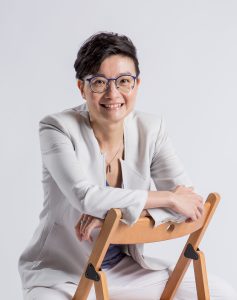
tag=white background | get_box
[1,0,237,298]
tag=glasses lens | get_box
[116,75,135,93]
[90,77,107,93]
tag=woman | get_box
[18,32,237,299]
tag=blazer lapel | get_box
[119,159,151,190]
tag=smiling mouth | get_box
[100,103,124,110]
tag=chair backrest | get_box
[110,196,214,244]
[73,192,220,300]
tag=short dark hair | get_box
[74,32,140,80]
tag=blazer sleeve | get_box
[39,114,148,226]
[147,116,193,226]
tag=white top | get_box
[18,102,192,289]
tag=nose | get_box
[105,79,119,96]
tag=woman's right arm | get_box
[39,113,148,226]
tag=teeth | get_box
[103,104,122,108]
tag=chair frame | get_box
[73,192,220,300]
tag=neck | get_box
[90,121,124,153]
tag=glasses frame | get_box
[85,74,138,94]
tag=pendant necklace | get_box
[105,139,124,173]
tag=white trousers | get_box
[23,256,237,300]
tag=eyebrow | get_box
[92,72,133,77]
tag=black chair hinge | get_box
[184,243,199,260]
[85,263,100,281]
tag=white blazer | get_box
[18,102,192,289]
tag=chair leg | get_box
[160,255,192,300]
[94,271,109,300]
[193,250,210,300]
[72,274,93,300]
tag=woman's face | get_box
[77,54,140,126]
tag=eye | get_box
[117,76,133,86]
[91,78,106,86]
[120,78,129,83]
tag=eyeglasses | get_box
[85,74,138,94]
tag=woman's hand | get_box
[170,185,204,222]
[75,214,104,242]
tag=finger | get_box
[75,227,83,241]
[82,219,97,240]
[75,215,85,235]
[81,215,92,233]
[92,219,103,228]
[83,228,91,240]
[196,210,202,220]
[194,194,204,204]
[82,233,93,243]
[196,198,204,210]
[198,195,204,203]
[193,195,203,206]
[80,214,88,232]
[195,206,203,220]
[80,218,103,241]
[197,205,203,215]
[77,214,86,233]
[75,228,82,241]
[80,227,91,241]
[75,214,84,228]
[83,234,94,243]
[76,216,93,241]
[83,219,101,241]
[81,220,88,233]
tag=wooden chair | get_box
[73,192,220,300]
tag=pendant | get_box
[106,164,111,173]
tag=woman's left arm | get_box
[148,116,200,226]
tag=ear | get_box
[136,77,141,88]
[77,80,86,99]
